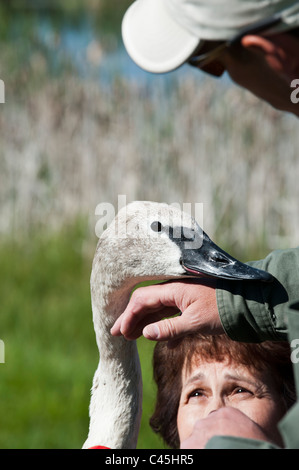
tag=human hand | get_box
[180,407,273,449]
[110,280,224,342]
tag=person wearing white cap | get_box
[122,0,299,115]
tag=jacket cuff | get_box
[205,435,279,449]
[216,278,287,342]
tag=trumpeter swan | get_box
[83,201,272,449]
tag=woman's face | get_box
[177,359,286,447]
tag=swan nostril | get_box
[210,253,230,264]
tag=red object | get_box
[89,445,110,449]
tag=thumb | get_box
[143,315,190,341]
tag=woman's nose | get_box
[205,396,226,417]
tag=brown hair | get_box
[150,334,296,449]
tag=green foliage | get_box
[0,0,133,37]
[0,224,94,448]
[0,225,164,448]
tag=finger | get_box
[111,280,203,337]
[143,313,196,342]
[110,316,123,336]
[110,287,163,336]
[113,284,178,337]
[122,307,180,340]
[111,305,178,339]
[111,300,166,338]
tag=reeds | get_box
[1,68,298,258]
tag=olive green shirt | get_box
[211,247,299,449]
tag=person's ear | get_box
[241,34,298,80]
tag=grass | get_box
[0,223,165,448]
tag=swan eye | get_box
[151,221,163,232]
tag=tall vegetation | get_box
[2,72,298,258]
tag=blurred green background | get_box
[0,0,298,449]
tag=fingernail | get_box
[144,324,159,340]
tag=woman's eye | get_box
[188,390,204,400]
[233,387,253,396]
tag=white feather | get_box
[83,201,198,449]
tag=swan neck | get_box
[84,282,142,449]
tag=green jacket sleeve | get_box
[205,436,279,449]
[205,303,299,449]
[278,303,299,449]
[213,254,299,449]
[216,246,299,342]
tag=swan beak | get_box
[180,232,273,282]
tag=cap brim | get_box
[122,0,200,74]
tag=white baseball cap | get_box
[122,0,299,74]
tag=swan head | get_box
[94,201,273,285]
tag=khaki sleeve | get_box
[216,247,299,342]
